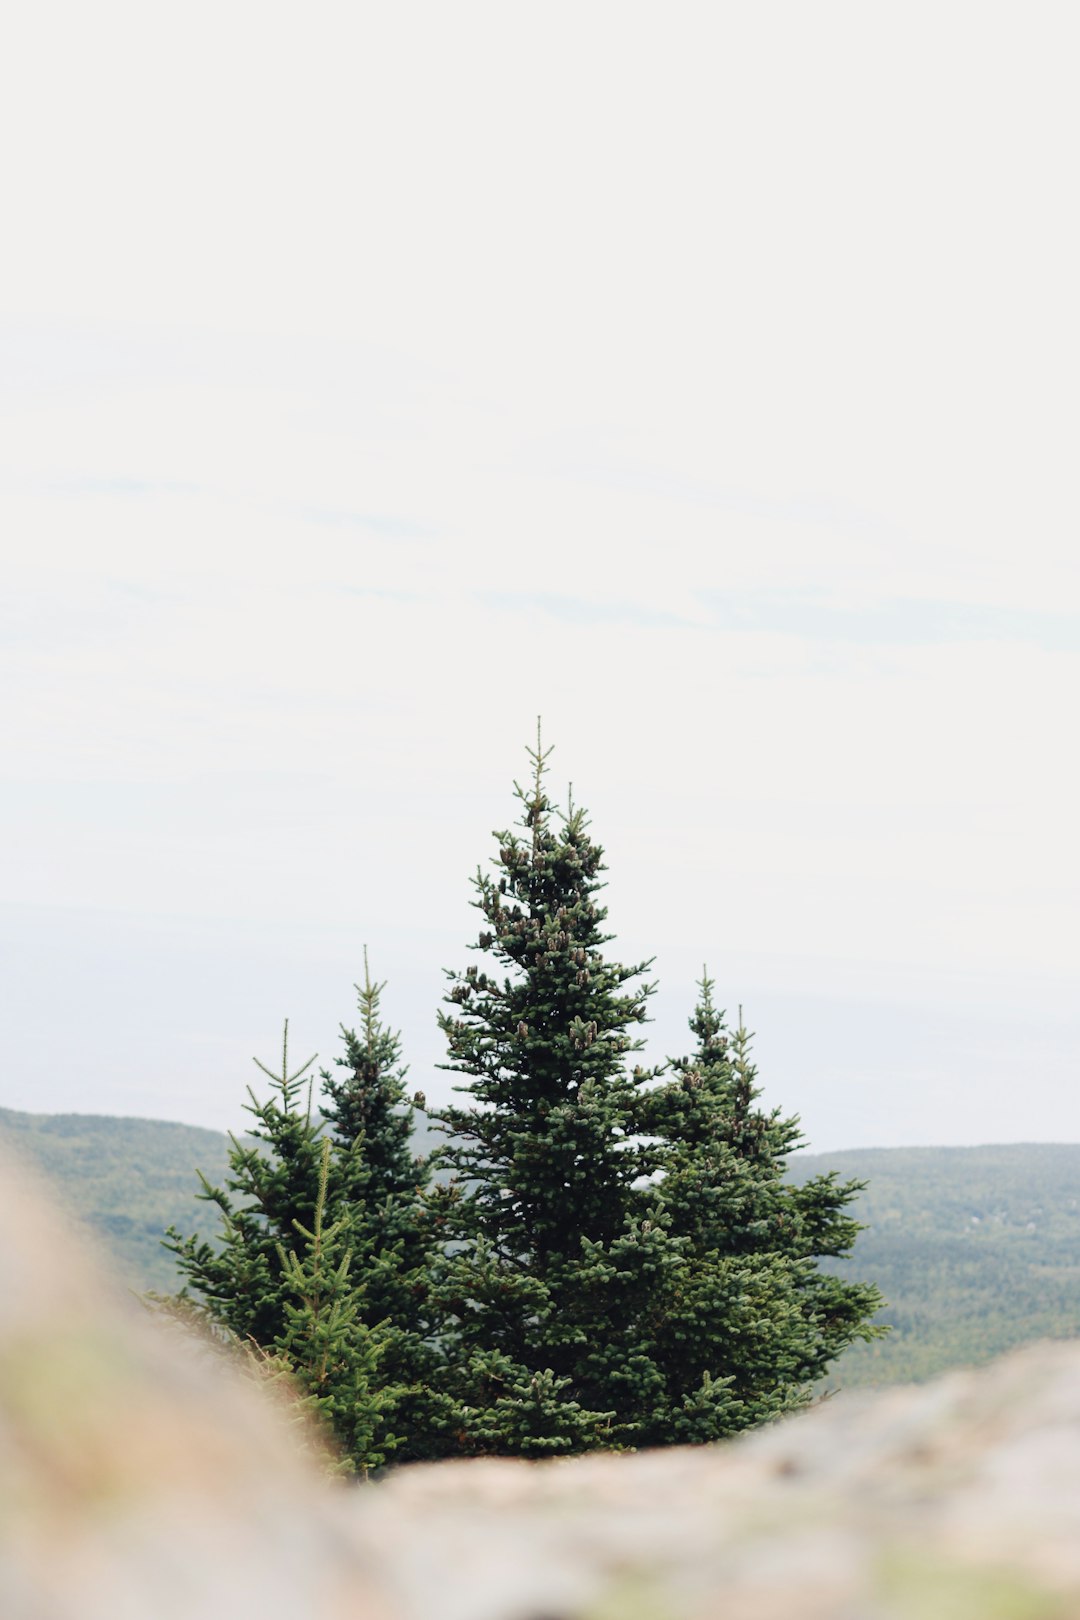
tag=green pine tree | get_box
[165,1023,398,1469]
[637,974,885,1437]
[318,952,451,1461]
[429,729,673,1454]
[166,969,441,1468]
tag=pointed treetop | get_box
[355,945,393,1059]
[516,716,554,842]
[250,1019,319,1119]
[252,1018,318,1088]
[688,970,727,1059]
[528,714,550,777]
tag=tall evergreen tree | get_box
[429,730,675,1454]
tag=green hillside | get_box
[3,1106,1078,1388]
[0,1106,233,1293]
[792,1144,1080,1388]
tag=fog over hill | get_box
[2,1106,1077,1388]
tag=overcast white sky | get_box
[2,3,1078,1150]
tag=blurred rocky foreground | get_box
[4,1143,1080,1620]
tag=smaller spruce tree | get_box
[166,966,440,1469]
[317,953,451,1460]
[638,973,885,1432]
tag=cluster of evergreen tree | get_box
[168,735,882,1473]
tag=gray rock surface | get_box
[360,1345,1080,1620]
[5,1136,1080,1619]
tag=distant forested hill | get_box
[790,1144,1080,1387]
[0,1106,232,1293]
[2,1106,1078,1388]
